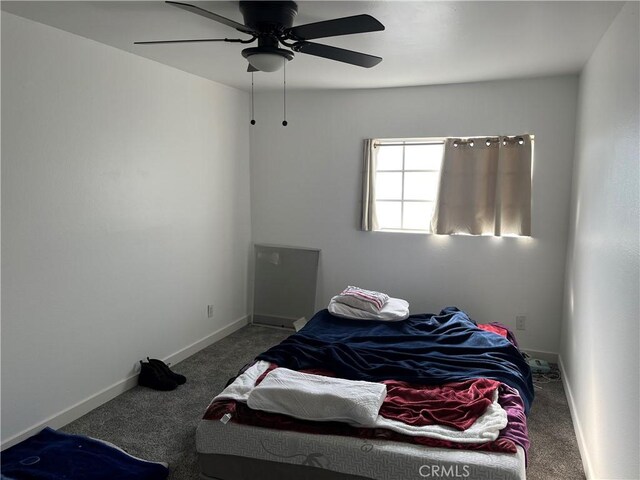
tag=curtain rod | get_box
[374,135,532,148]
[373,141,443,147]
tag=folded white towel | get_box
[329,296,410,321]
[247,368,387,427]
[333,286,389,313]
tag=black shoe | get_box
[147,357,187,385]
[138,360,178,391]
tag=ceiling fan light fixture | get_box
[242,46,294,72]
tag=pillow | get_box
[333,286,390,313]
[328,296,410,321]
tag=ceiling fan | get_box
[135,1,385,72]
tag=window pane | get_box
[376,145,403,170]
[402,202,434,231]
[376,201,401,229]
[404,172,440,201]
[404,144,443,170]
[375,172,402,200]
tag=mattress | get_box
[196,416,526,480]
[197,308,531,479]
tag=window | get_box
[362,135,532,236]
[374,139,444,232]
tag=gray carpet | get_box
[62,325,585,479]
[527,369,586,480]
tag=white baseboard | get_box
[164,315,249,368]
[558,355,593,479]
[1,373,141,451]
[251,313,298,329]
[0,315,249,451]
[521,348,559,364]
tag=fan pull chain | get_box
[282,59,288,127]
[250,72,256,125]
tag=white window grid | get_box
[375,140,444,232]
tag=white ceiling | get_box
[2,1,623,91]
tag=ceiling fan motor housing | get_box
[239,1,298,35]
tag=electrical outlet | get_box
[516,315,526,331]
[207,305,214,318]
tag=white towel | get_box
[329,296,410,321]
[333,286,390,313]
[247,368,387,427]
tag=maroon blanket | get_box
[381,377,500,430]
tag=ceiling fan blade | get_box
[165,1,254,35]
[293,42,382,68]
[135,38,233,45]
[286,14,384,41]
[247,64,259,72]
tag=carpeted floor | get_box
[62,325,585,479]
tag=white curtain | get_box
[360,139,379,231]
[431,135,532,236]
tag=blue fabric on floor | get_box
[257,306,535,414]
[1,427,169,480]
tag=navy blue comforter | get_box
[1,428,169,480]
[257,307,534,414]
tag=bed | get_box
[196,306,534,480]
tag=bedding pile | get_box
[206,363,528,456]
[211,363,509,444]
[328,286,410,321]
[204,306,533,459]
[256,306,534,413]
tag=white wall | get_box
[560,2,639,479]
[1,13,251,445]
[250,75,578,354]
